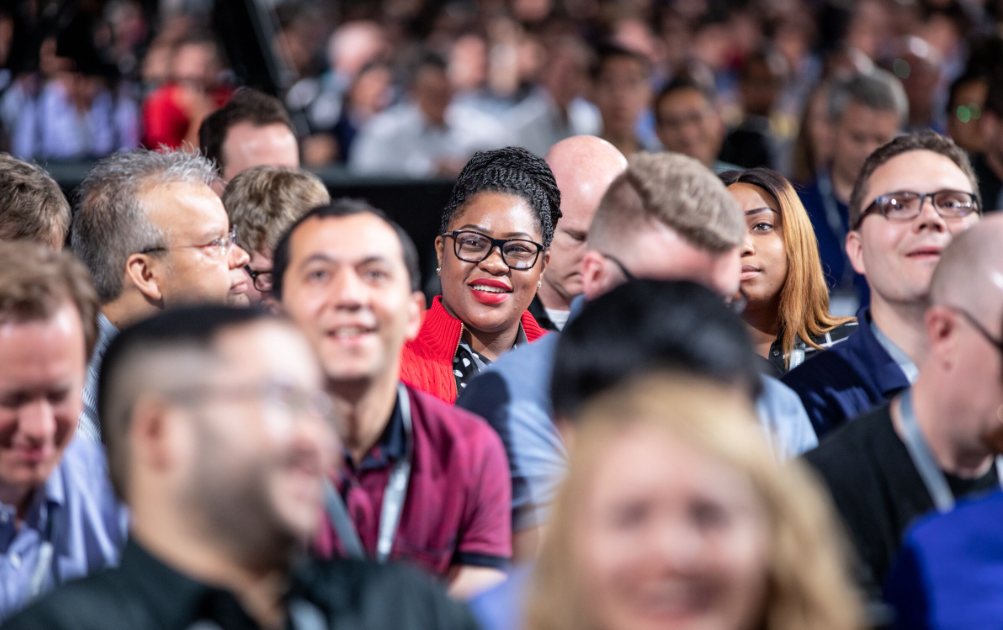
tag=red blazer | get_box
[400,295,547,403]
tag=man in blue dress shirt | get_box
[783,131,982,437]
[0,242,127,621]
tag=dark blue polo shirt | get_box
[782,307,910,437]
[797,175,869,305]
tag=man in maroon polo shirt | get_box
[274,199,511,598]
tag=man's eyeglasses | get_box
[855,190,979,230]
[600,252,747,314]
[164,381,337,428]
[141,226,239,259]
[951,307,1003,354]
[442,230,544,270]
[245,266,273,293]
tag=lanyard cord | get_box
[323,384,413,563]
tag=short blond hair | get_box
[222,166,331,255]
[0,154,70,248]
[588,152,744,254]
[0,241,99,360]
[526,374,864,630]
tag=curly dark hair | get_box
[439,146,562,247]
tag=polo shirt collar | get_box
[121,540,322,630]
[870,319,920,384]
[851,307,913,395]
[347,394,406,473]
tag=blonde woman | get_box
[525,374,864,630]
[721,168,856,376]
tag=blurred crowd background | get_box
[3,0,1003,180]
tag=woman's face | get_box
[576,425,770,630]
[729,183,788,310]
[436,191,548,335]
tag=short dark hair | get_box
[0,154,70,247]
[589,42,647,81]
[550,279,763,420]
[272,199,422,299]
[198,88,295,172]
[848,131,979,229]
[947,71,986,115]
[440,146,562,247]
[982,72,1003,119]
[653,70,717,125]
[98,305,279,499]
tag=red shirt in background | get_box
[141,83,232,150]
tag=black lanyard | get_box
[323,384,413,563]
[899,389,1003,513]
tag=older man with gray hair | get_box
[72,148,250,441]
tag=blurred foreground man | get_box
[0,243,126,621]
[5,306,478,630]
[0,154,71,249]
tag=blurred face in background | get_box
[831,100,901,188]
[414,65,453,127]
[594,56,650,139]
[656,88,725,169]
[575,423,770,630]
[947,77,987,155]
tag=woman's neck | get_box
[742,298,781,360]
[464,324,520,362]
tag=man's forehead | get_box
[291,214,403,261]
[867,150,973,197]
[143,181,227,232]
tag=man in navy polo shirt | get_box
[275,200,511,598]
[783,131,981,437]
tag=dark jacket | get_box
[4,541,480,630]
[782,307,909,437]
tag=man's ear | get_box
[434,236,445,272]
[405,290,426,341]
[125,254,165,304]
[130,396,181,481]
[925,306,958,371]
[846,230,867,276]
[580,250,609,300]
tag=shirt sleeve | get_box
[454,425,512,569]
[457,367,568,533]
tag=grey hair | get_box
[828,69,909,124]
[71,149,218,304]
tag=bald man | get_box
[804,215,1003,603]
[528,136,627,331]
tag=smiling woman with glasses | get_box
[399,147,561,403]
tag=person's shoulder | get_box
[782,334,863,390]
[488,334,558,379]
[409,386,501,446]
[4,571,133,629]
[310,559,477,629]
[361,104,421,137]
[910,490,1003,547]
[803,405,891,474]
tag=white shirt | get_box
[506,90,601,157]
[349,102,506,177]
[544,307,571,331]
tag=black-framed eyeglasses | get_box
[602,252,635,282]
[244,266,273,293]
[442,230,544,270]
[855,190,979,230]
[601,252,747,314]
[951,307,1003,354]
[140,225,239,258]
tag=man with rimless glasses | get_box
[784,132,982,437]
[70,149,250,441]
